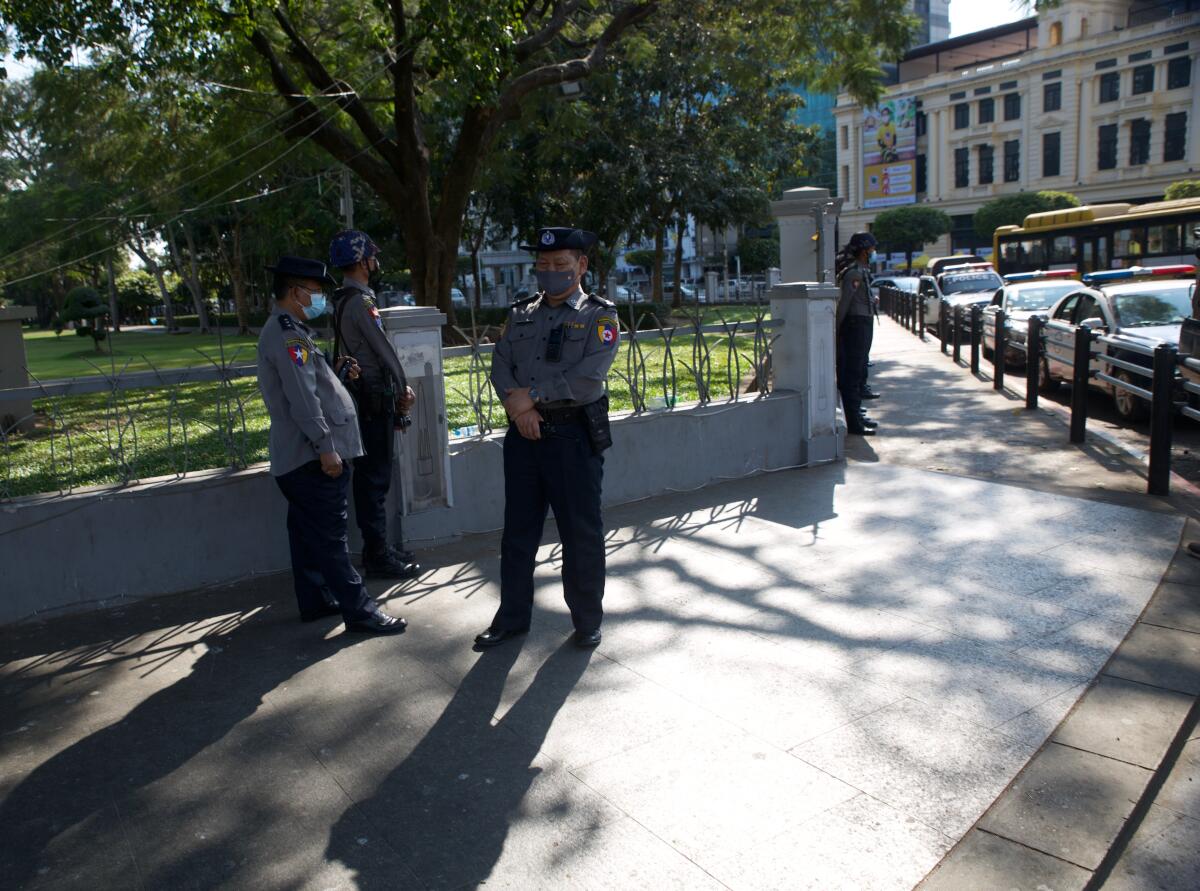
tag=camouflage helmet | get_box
[329,229,380,269]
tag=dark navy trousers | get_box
[275,461,375,621]
[353,405,400,556]
[494,421,605,634]
[837,315,872,420]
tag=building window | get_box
[979,97,995,124]
[916,154,927,193]
[1003,140,1020,182]
[1129,119,1151,166]
[1003,93,1022,121]
[1132,64,1154,94]
[1165,112,1187,162]
[1098,123,1118,170]
[840,125,849,149]
[954,147,970,188]
[916,111,927,137]
[1168,56,1192,89]
[1049,22,1062,46]
[954,103,969,129]
[1043,132,1061,177]
[1043,82,1061,112]
[1099,71,1120,102]
[978,144,994,184]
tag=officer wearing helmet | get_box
[835,232,879,436]
[256,255,408,635]
[329,230,420,580]
[475,226,619,651]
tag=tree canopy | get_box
[972,190,1080,243]
[1165,181,1200,201]
[870,205,951,270]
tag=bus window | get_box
[1114,227,1146,262]
[1185,222,1200,251]
[1021,239,1046,267]
[1001,239,1021,268]
[1050,235,1075,264]
[1146,225,1180,255]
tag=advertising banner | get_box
[862,97,918,209]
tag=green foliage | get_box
[625,249,657,270]
[736,237,779,273]
[1165,180,1200,201]
[871,206,952,253]
[115,270,160,311]
[61,285,109,350]
[972,190,1080,242]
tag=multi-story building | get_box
[833,0,1200,261]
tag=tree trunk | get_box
[131,229,177,332]
[652,226,665,304]
[167,221,210,333]
[905,247,913,272]
[671,218,686,309]
[213,219,252,335]
[104,252,121,333]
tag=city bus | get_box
[992,197,1200,277]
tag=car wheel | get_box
[982,342,993,361]
[1038,358,1060,394]
[1112,369,1149,422]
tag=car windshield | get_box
[1007,282,1076,311]
[940,272,1003,294]
[1113,285,1195,328]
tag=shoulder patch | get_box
[364,296,384,330]
[597,316,619,347]
[588,292,616,308]
[278,313,296,332]
[285,338,310,367]
[512,294,538,307]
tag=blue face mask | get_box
[302,292,327,320]
[869,250,878,263]
[536,266,579,297]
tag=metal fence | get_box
[0,305,775,501]
[878,284,1188,497]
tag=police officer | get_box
[836,232,879,436]
[256,255,407,635]
[328,230,420,580]
[475,227,620,650]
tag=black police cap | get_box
[265,255,335,283]
[519,227,599,253]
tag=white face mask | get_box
[301,292,327,319]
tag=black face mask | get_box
[367,259,382,289]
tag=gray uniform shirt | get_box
[334,279,407,392]
[257,309,364,476]
[836,262,873,328]
[490,288,620,407]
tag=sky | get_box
[949,0,1033,37]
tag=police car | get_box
[982,270,1079,364]
[1039,265,1196,421]
[919,262,1005,331]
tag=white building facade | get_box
[834,0,1200,260]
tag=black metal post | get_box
[970,305,981,374]
[1069,326,1092,444]
[918,292,926,340]
[993,309,1007,391]
[908,293,916,333]
[940,300,949,354]
[952,305,963,364]
[903,292,910,330]
[1025,315,1042,410]
[1148,343,1177,496]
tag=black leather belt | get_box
[537,405,585,425]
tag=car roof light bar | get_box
[1081,265,1197,285]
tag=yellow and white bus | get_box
[992,197,1200,277]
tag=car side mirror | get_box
[1080,317,1106,330]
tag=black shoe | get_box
[1187,542,1200,560]
[474,626,529,648]
[394,548,416,564]
[345,611,408,635]
[858,416,879,429]
[300,602,342,623]
[861,387,881,400]
[573,629,602,649]
[847,423,876,436]
[363,549,422,580]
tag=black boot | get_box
[363,546,422,580]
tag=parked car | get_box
[450,287,467,307]
[927,255,987,277]
[872,276,920,302]
[663,283,700,303]
[1040,265,1197,421]
[982,270,1079,363]
[612,284,643,303]
[919,263,1004,329]
[377,290,415,308]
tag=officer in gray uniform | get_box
[475,227,620,650]
[256,255,407,635]
[835,232,878,436]
[328,229,420,579]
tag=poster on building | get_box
[862,97,917,209]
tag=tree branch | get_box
[513,0,585,63]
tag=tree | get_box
[737,237,780,274]
[1165,180,1200,201]
[972,190,1080,243]
[871,205,952,271]
[61,285,108,351]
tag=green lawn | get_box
[21,328,261,381]
[5,312,770,499]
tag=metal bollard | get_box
[1148,343,1177,496]
[918,294,926,341]
[970,305,981,374]
[993,309,1007,391]
[908,293,916,333]
[940,300,949,354]
[1069,325,1092,444]
[952,305,963,364]
[1025,315,1043,410]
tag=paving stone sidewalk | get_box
[0,316,1191,890]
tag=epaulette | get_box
[512,293,539,306]
[587,292,616,308]
[278,313,296,331]
[333,285,356,302]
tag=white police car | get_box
[982,270,1079,364]
[1040,265,1196,421]
[919,262,1004,330]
